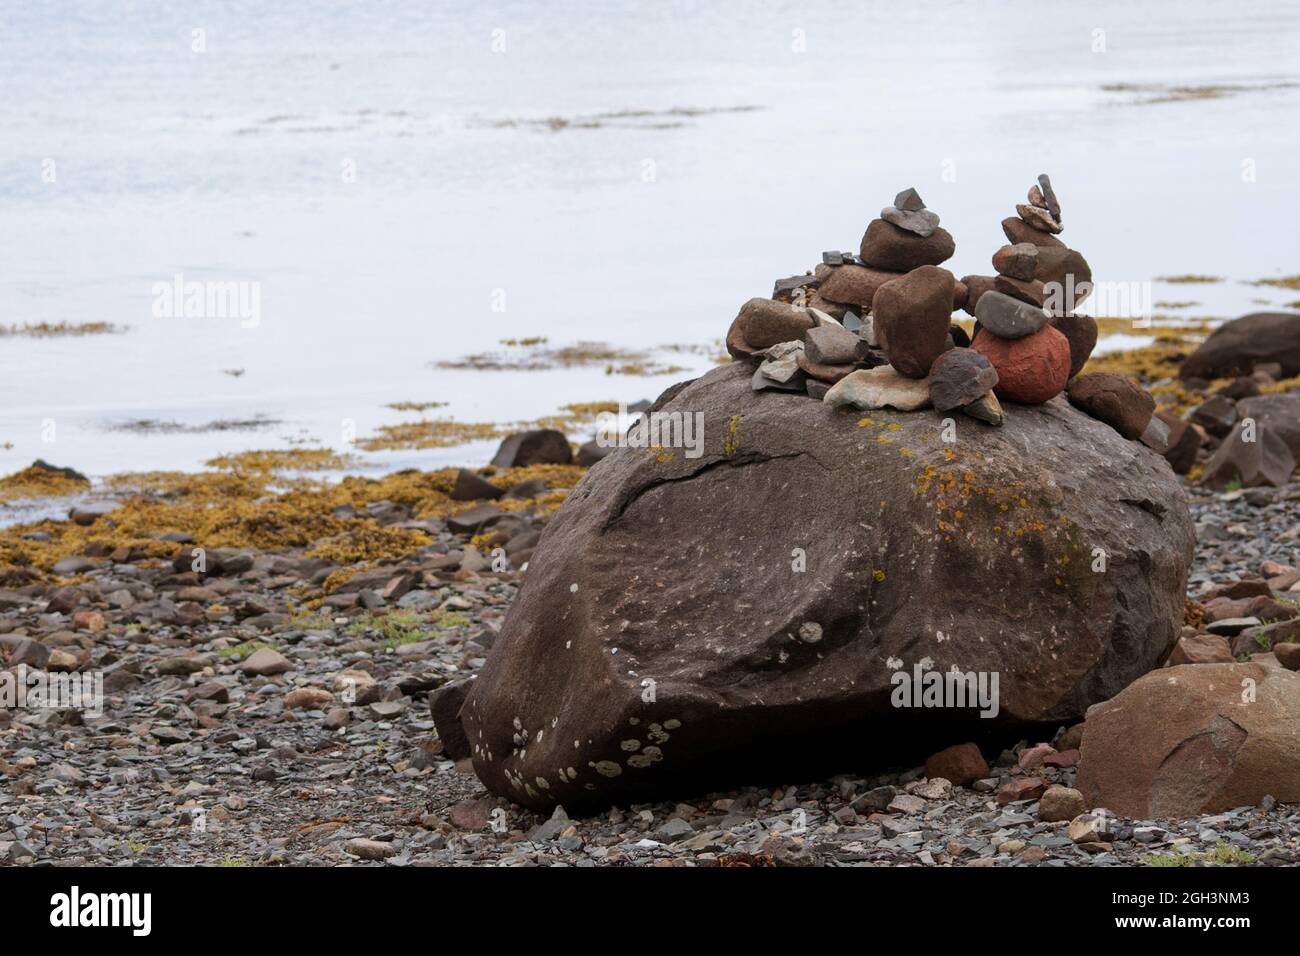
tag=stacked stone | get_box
[962,174,1099,382]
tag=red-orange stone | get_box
[971,325,1070,405]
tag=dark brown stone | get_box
[960,275,997,317]
[924,743,990,787]
[1049,313,1099,378]
[491,430,572,469]
[1180,312,1300,380]
[726,297,817,361]
[1066,372,1156,440]
[460,361,1194,810]
[451,469,504,501]
[1002,216,1065,249]
[929,348,999,411]
[872,266,956,379]
[859,219,955,272]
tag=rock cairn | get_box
[727,177,1156,442]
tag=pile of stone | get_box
[728,177,1157,442]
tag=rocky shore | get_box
[4,179,1300,867]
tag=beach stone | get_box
[974,290,1047,340]
[805,379,831,400]
[928,348,998,411]
[961,390,1004,426]
[1199,422,1296,489]
[994,275,1046,308]
[429,679,472,760]
[894,187,925,212]
[796,352,857,384]
[804,323,867,366]
[1016,204,1062,234]
[283,687,333,710]
[1037,174,1061,221]
[1179,312,1300,379]
[872,265,956,378]
[726,298,816,360]
[1139,415,1171,452]
[577,441,613,467]
[1066,372,1156,440]
[882,205,940,238]
[460,360,1194,810]
[1034,247,1092,294]
[491,430,572,469]
[1166,633,1234,665]
[1038,785,1086,822]
[451,469,504,502]
[924,743,989,787]
[1189,394,1237,438]
[823,366,931,411]
[992,243,1038,281]
[960,275,997,317]
[752,365,807,393]
[971,325,1072,405]
[1238,392,1300,458]
[240,647,293,677]
[1002,217,1065,249]
[1049,313,1099,378]
[816,264,901,311]
[859,219,955,272]
[1077,663,1300,818]
[1274,643,1300,670]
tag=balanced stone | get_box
[962,390,1004,426]
[992,243,1038,281]
[1049,313,1099,378]
[929,348,999,411]
[1017,203,1062,234]
[797,352,858,384]
[726,297,816,361]
[860,219,955,272]
[895,187,925,211]
[994,274,1046,308]
[872,265,956,379]
[960,275,997,317]
[1066,372,1156,440]
[823,365,932,411]
[882,205,941,238]
[817,264,903,311]
[805,322,867,366]
[1037,173,1061,222]
[971,325,1071,405]
[975,290,1046,340]
[1002,217,1065,249]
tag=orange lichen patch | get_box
[0,463,90,502]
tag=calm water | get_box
[2,0,1298,481]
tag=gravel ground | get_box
[2,474,1298,868]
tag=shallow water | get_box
[2,0,1298,479]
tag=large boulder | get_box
[1077,663,1300,817]
[1179,313,1300,380]
[461,362,1194,811]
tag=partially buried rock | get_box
[971,325,1071,405]
[1049,313,1098,379]
[859,219,955,272]
[1199,421,1296,489]
[1077,663,1300,817]
[872,265,956,378]
[451,468,504,501]
[726,297,816,361]
[491,429,572,468]
[1179,312,1300,379]
[1066,372,1155,440]
[823,365,931,411]
[928,348,998,411]
[974,290,1046,340]
[459,361,1193,810]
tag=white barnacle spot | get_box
[629,717,640,725]
[551,717,558,728]
[512,717,522,731]
[779,650,789,664]
[535,777,550,790]
[569,583,579,593]
[565,640,572,649]
[565,767,577,780]
[574,740,580,748]
[797,621,823,644]
[536,729,544,742]
[647,723,669,744]
[937,630,947,643]
[589,760,622,778]
[620,739,641,752]
[525,784,537,798]
[663,719,681,730]
[886,656,904,670]
[611,647,619,655]
[627,746,663,769]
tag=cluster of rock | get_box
[1154,312,1300,487]
[727,177,1157,446]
